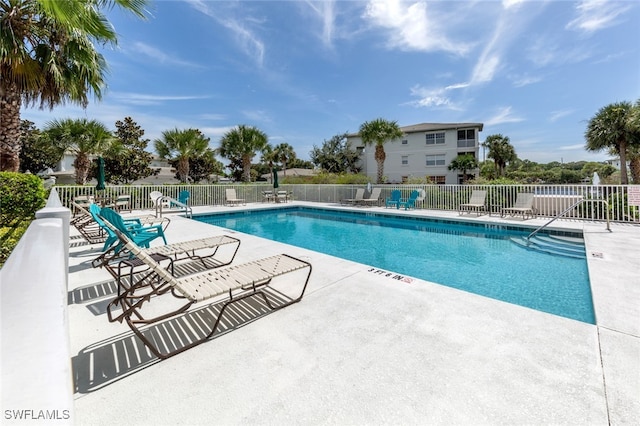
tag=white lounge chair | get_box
[106,227,312,359]
[459,190,487,216]
[501,193,536,220]
[342,188,365,205]
[358,187,382,207]
[225,188,245,206]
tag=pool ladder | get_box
[526,199,610,241]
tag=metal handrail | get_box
[527,199,610,240]
[156,196,193,218]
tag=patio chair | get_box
[262,190,275,203]
[459,190,487,216]
[341,188,365,205]
[106,227,312,359]
[276,190,290,203]
[150,191,170,210]
[385,190,402,209]
[225,188,246,206]
[501,193,536,220]
[71,202,108,245]
[99,207,167,250]
[73,195,94,216]
[171,190,189,208]
[398,190,420,211]
[358,187,382,207]
[114,194,132,213]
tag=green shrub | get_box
[0,172,46,226]
[0,220,30,267]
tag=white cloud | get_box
[242,109,272,123]
[304,0,337,48]
[129,42,202,68]
[111,92,210,106]
[566,0,632,33]
[485,106,524,126]
[185,0,266,67]
[408,83,467,110]
[363,0,470,55]
[511,74,543,88]
[549,109,574,123]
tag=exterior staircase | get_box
[510,234,586,259]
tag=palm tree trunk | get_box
[74,153,91,184]
[0,78,22,172]
[178,157,189,183]
[629,153,640,184]
[618,139,629,185]
[242,155,252,182]
[375,145,386,184]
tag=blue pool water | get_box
[195,207,594,324]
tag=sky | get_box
[21,0,640,164]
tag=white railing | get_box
[0,189,73,424]
[53,183,640,223]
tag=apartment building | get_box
[347,122,484,184]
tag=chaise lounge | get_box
[459,190,487,216]
[501,192,536,220]
[225,188,246,206]
[105,227,313,359]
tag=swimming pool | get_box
[194,207,594,324]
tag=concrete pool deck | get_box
[68,202,639,425]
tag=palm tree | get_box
[261,145,277,184]
[483,134,517,177]
[0,0,147,172]
[358,118,404,184]
[218,125,269,182]
[43,118,113,184]
[154,128,211,183]
[585,101,637,184]
[273,143,296,177]
[624,99,640,183]
[448,154,479,183]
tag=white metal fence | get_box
[53,184,640,223]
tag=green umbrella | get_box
[273,168,279,189]
[96,156,106,191]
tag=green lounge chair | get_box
[385,190,401,209]
[100,207,167,250]
[398,190,419,210]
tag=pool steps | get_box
[510,235,586,259]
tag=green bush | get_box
[0,172,46,226]
[0,220,30,267]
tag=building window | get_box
[457,129,475,148]
[426,132,445,145]
[401,139,408,145]
[401,155,408,166]
[356,146,365,154]
[427,176,446,184]
[426,154,445,166]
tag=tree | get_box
[273,143,296,176]
[42,118,113,184]
[103,117,158,184]
[626,99,640,183]
[218,125,269,182]
[448,154,478,183]
[309,132,360,174]
[19,120,64,173]
[260,145,277,183]
[0,0,148,172]
[483,134,517,177]
[186,150,224,183]
[154,128,211,183]
[585,101,638,184]
[358,118,404,184]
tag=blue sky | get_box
[22,0,640,164]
